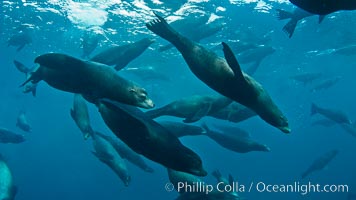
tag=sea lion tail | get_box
[310,103,318,116]
[276,9,293,20]
[146,12,178,43]
[282,19,298,38]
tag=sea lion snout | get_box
[140,98,155,109]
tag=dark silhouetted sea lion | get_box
[289,0,356,15]
[7,31,32,52]
[91,131,131,186]
[16,110,31,132]
[91,38,155,70]
[311,103,352,125]
[202,124,271,153]
[0,154,17,200]
[95,132,154,173]
[146,13,290,133]
[97,100,207,176]
[0,128,25,144]
[70,94,93,139]
[145,95,232,123]
[301,150,338,179]
[23,53,154,109]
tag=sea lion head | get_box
[276,115,291,133]
[129,86,154,109]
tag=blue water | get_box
[0,0,355,200]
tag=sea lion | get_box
[202,124,271,153]
[276,8,325,38]
[0,128,25,144]
[7,31,32,52]
[91,131,131,186]
[95,132,154,173]
[167,168,203,193]
[13,60,37,96]
[301,150,338,179]
[158,121,205,138]
[290,72,322,85]
[145,95,232,123]
[23,53,154,109]
[81,31,100,59]
[209,102,257,123]
[97,100,207,176]
[70,94,93,139]
[289,0,356,15]
[310,77,341,92]
[146,13,290,133]
[0,154,17,200]
[311,103,352,125]
[91,38,155,71]
[16,110,31,132]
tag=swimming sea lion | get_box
[0,128,25,144]
[157,121,205,138]
[145,95,232,123]
[91,131,131,186]
[209,102,257,123]
[97,100,207,176]
[311,103,352,125]
[289,0,356,15]
[70,94,93,139]
[23,53,154,109]
[95,132,154,173]
[0,154,17,200]
[91,38,155,71]
[16,110,31,132]
[146,14,290,133]
[301,149,338,179]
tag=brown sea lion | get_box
[146,13,290,133]
[22,53,154,109]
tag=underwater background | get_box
[0,0,355,199]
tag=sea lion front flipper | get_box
[92,151,114,161]
[222,42,245,82]
[31,86,37,97]
[17,44,26,52]
[183,103,212,123]
[319,15,326,24]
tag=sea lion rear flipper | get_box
[31,86,37,97]
[184,103,212,123]
[276,9,293,20]
[222,42,245,81]
[282,19,298,38]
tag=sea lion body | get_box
[301,150,338,179]
[0,128,25,144]
[289,0,356,15]
[145,95,232,123]
[158,121,205,137]
[95,132,154,173]
[202,124,270,153]
[0,155,17,200]
[91,38,154,70]
[97,100,207,176]
[70,94,93,139]
[91,131,131,186]
[209,102,257,123]
[311,103,351,125]
[16,111,31,132]
[25,53,154,109]
[146,14,290,133]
